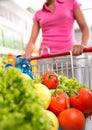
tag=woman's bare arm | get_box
[72,8,89,55]
[24,21,40,60]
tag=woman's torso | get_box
[33,0,80,53]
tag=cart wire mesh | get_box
[30,47,92,89]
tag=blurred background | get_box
[0,0,92,55]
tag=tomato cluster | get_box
[41,71,92,130]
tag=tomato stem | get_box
[47,74,57,79]
[53,89,59,97]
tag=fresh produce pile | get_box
[0,56,92,130]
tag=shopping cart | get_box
[30,47,92,130]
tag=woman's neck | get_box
[46,0,55,5]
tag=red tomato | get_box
[48,91,70,116]
[70,88,92,117]
[41,71,58,89]
[58,108,86,130]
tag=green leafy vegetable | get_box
[57,75,87,96]
[0,67,52,130]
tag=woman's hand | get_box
[72,44,87,56]
[23,51,32,61]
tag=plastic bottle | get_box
[7,53,16,67]
[15,55,35,79]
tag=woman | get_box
[24,0,89,60]
[23,0,90,85]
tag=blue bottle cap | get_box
[5,64,13,68]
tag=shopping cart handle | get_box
[30,47,92,60]
[30,51,70,60]
[83,47,92,52]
